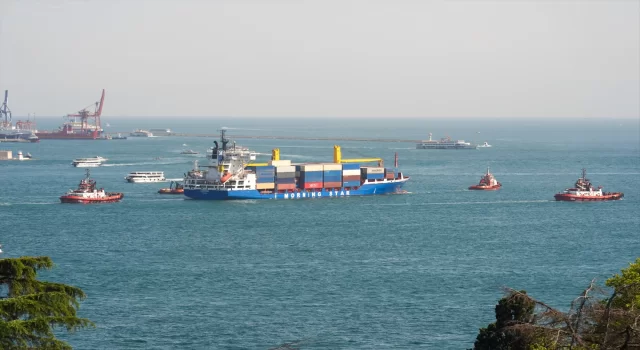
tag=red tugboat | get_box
[554,169,624,202]
[468,167,502,190]
[60,169,123,203]
[158,181,184,194]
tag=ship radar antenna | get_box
[85,168,91,179]
[581,168,587,180]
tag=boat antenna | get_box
[85,168,91,179]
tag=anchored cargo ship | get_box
[416,133,477,150]
[36,90,105,140]
[183,129,409,200]
[554,169,624,202]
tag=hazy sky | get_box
[1,0,638,118]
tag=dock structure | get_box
[123,132,420,143]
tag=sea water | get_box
[1,117,638,349]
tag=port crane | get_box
[66,89,105,133]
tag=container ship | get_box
[416,133,477,150]
[183,129,409,200]
[36,89,105,140]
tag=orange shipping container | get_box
[323,181,341,188]
[276,183,296,190]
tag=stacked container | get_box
[255,165,275,190]
[361,167,385,180]
[298,164,323,189]
[385,168,396,180]
[342,163,361,187]
[322,164,343,188]
[275,165,296,191]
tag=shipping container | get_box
[275,165,296,173]
[322,163,342,171]
[275,172,295,179]
[300,172,323,183]
[362,167,385,174]
[342,174,360,182]
[269,160,291,167]
[363,173,384,180]
[299,164,323,172]
[276,183,296,190]
[341,163,360,170]
[301,182,322,189]
[275,177,296,184]
[323,181,342,188]
[342,169,360,176]
[256,183,275,190]
[342,181,361,187]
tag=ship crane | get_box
[245,146,385,167]
[333,145,384,167]
[1,90,11,128]
[66,89,105,134]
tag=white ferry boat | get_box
[72,156,107,167]
[416,133,478,150]
[150,128,172,136]
[125,171,166,183]
[130,129,154,137]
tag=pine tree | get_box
[0,256,94,349]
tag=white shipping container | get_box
[342,169,360,176]
[269,160,292,167]
[322,163,342,171]
[362,167,385,174]
[300,164,324,172]
[275,165,296,173]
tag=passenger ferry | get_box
[72,156,107,167]
[416,133,477,150]
[125,171,166,183]
[130,129,154,137]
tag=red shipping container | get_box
[323,181,342,188]
[276,183,296,190]
[302,182,322,189]
[385,173,395,179]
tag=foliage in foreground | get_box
[0,256,94,349]
[473,258,640,350]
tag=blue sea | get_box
[1,117,639,349]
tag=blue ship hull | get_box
[184,179,408,200]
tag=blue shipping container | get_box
[364,173,384,180]
[341,163,360,170]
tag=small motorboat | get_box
[180,149,199,155]
[469,167,501,190]
[158,181,184,194]
[477,141,492,148]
